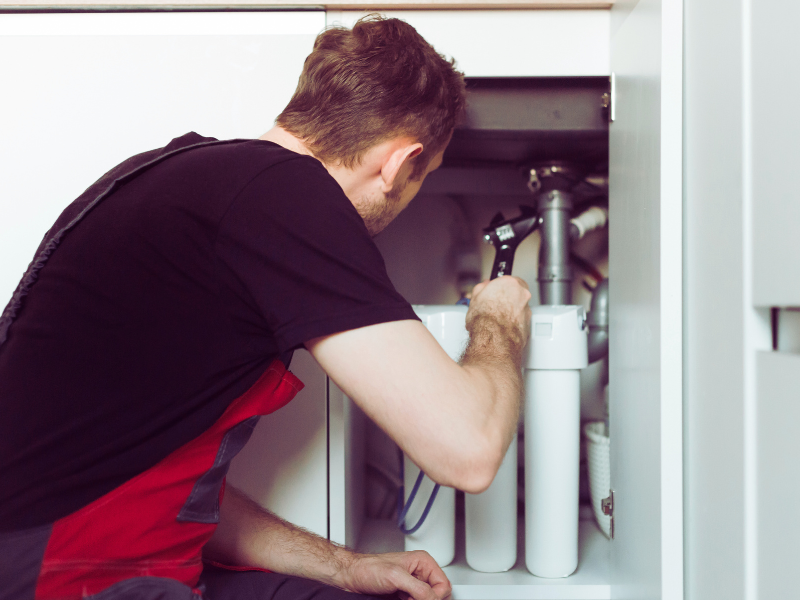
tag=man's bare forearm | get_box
[459,287,528,470]
[204,485,452,600]
[305,277,530,494]
[204,485,353,588]
[461,313,525,444]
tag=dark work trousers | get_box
[199,565,401,600]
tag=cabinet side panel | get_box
[227,351,329,538]
[755,351,800,599]
[344,396,366,549]
[609,0,663,597]
[329,383,367,548]
[329,381,346,545]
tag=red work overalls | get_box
[0,136,304,599]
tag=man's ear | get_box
[380,141,423,193]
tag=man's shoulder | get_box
[174,135,329,182]
[213,139,359,234]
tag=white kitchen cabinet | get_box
[327,5,682,600]
[226,349,330,539]
[327,9,610,77]
[754,351,800,600]
[683,1,800,598]
[0,5,686,600]
[607,2,684,600]
[750,2,800,307]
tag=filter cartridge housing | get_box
[523,305,588,578]
[402,306,471,567]
[402,457,456,566]
[465,434,518,572]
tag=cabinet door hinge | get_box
[601,73,616,123]
[601,489,615,539]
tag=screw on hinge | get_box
[601,73,616,123]
[601,495,612,515]
[601,489,615,539]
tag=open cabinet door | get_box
[608,1,683,599]
[749,3,800,598]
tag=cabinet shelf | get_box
[356,514,610,600]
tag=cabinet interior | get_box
[347,76,613,599]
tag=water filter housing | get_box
[408,305,519,572]
[413,305,470,360]
[525,305,588,371]
[402,454,456,566]
[524,305,588,578]
[465,435,518,572]
[402,305,470,567]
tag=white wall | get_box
[0,11,324,307]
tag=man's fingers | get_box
[411,554,451,598]
[405,551,451,600]
[467,276,532,321]
[470,276,530,308]
[428,578,452,600]
[471,279,490,298]
[512,275,530,290]
[344,551,451,600]
[389,566,439,600]
[497,275,532,298]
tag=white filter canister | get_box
[524,369,581,578]
[412,305,469,360]
[465,434,518,572]
[523,304,587,578]
[403,456,456,567]
[400,305,468,568]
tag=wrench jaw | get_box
[483,207,540,280]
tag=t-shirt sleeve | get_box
[215,156,419,353]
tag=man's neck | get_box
[259,127,314,158]
[259,127,368,206]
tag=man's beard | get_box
[357,181,408,237]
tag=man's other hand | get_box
[342,550,451,600]
[206,487,450,599]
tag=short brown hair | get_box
[276,14,466,179]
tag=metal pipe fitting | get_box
[587,278,609,364]
[537,190,574,305]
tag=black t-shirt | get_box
[0,133,417,531]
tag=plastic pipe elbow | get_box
[570,206,609,240]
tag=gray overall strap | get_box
[0,135,250,347]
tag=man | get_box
[0,15,530,600]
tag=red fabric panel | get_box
[35,361,303,599]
